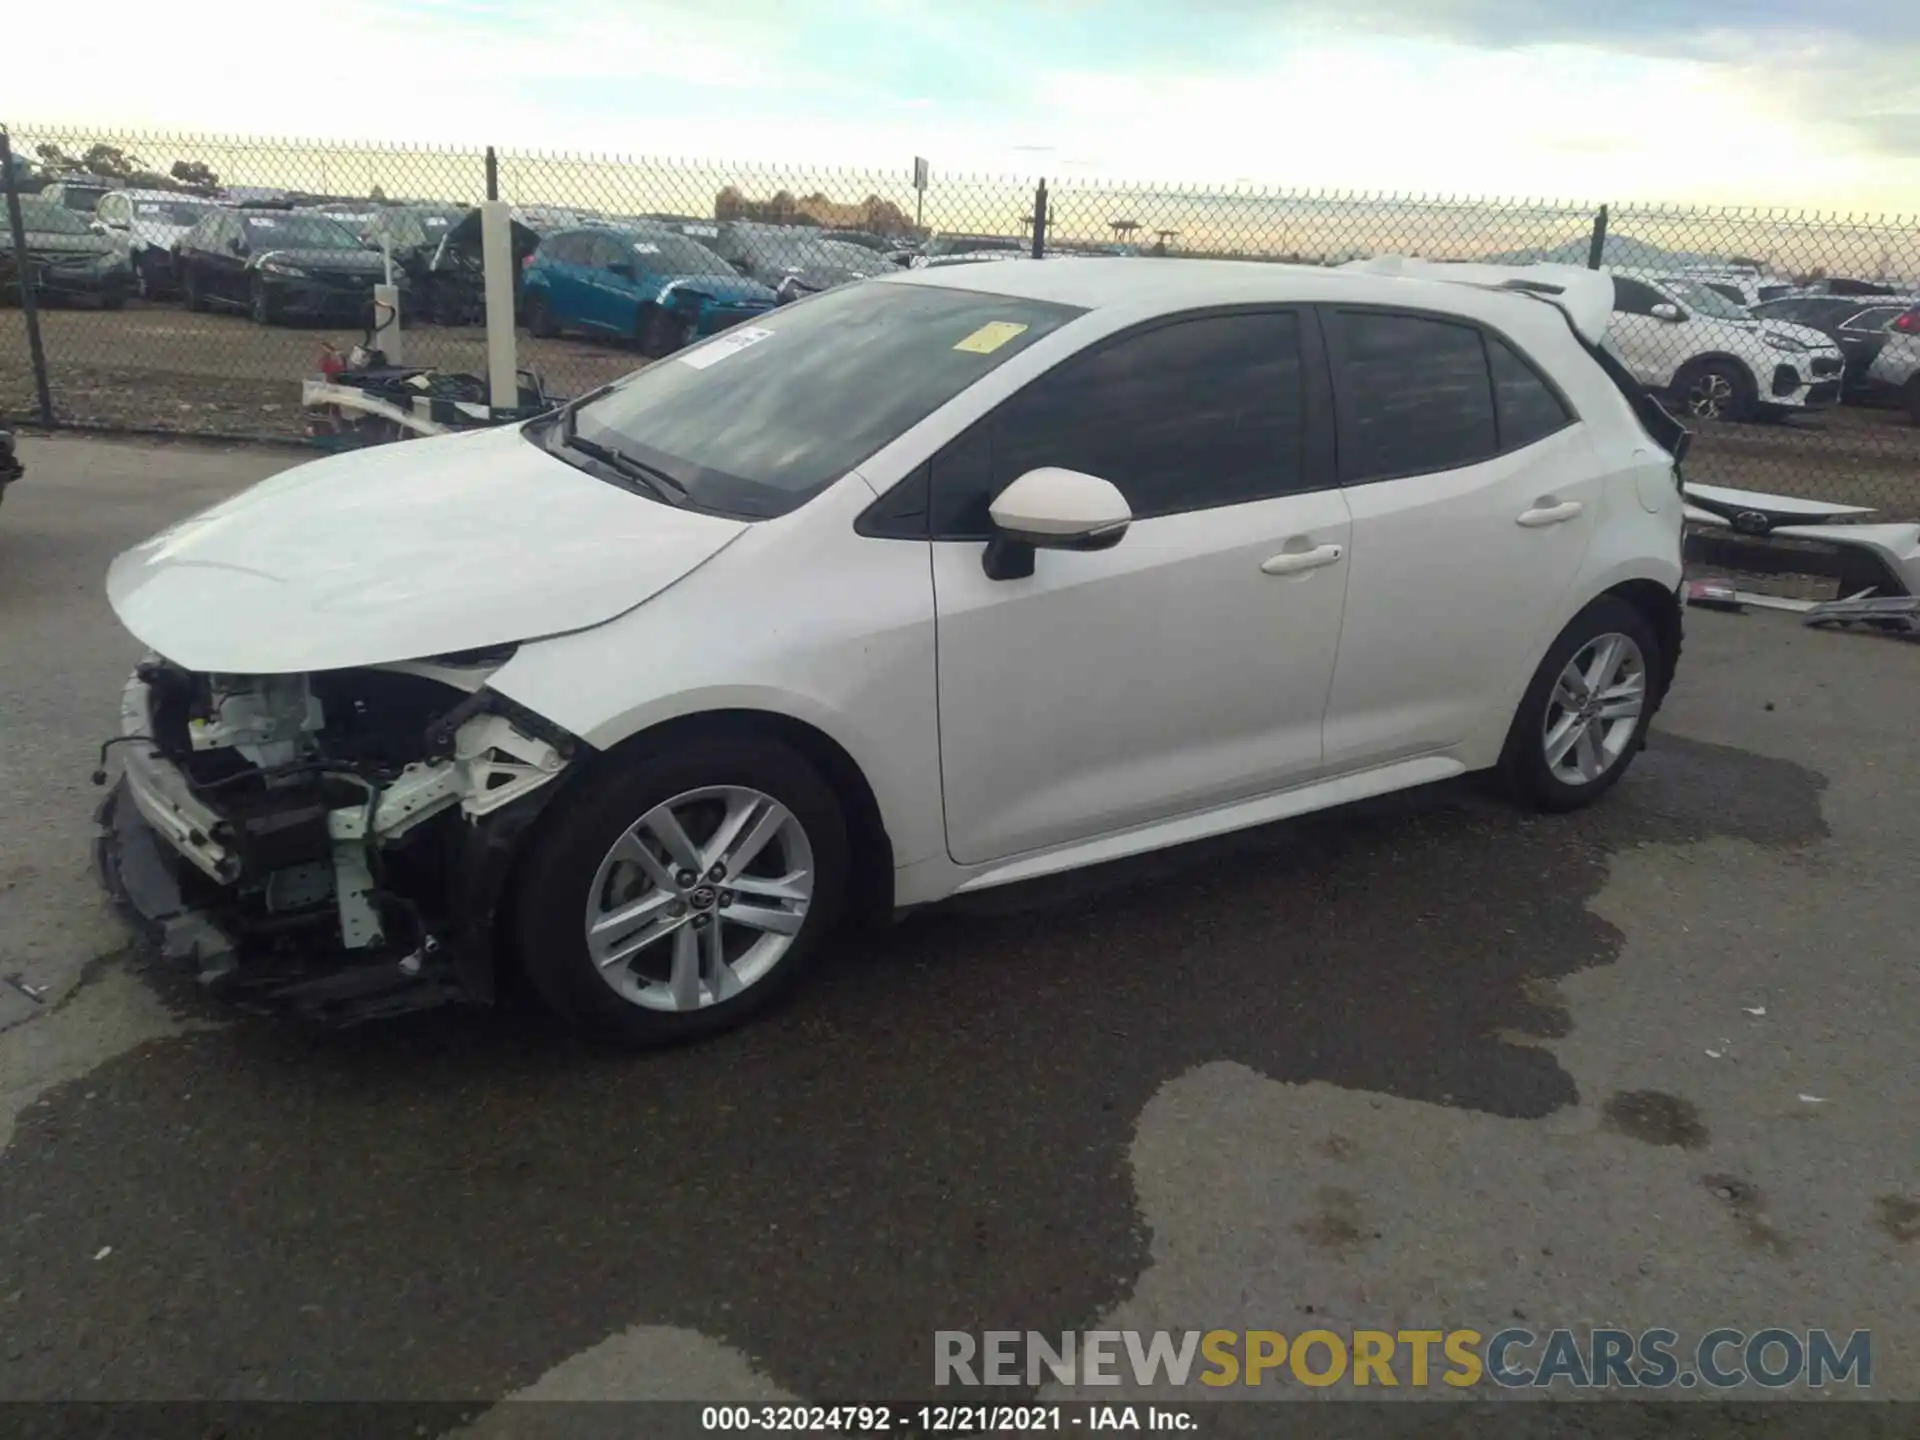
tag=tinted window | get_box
[1841,306,1903,332]
[1486,335,1574,450]
[240,213,361,249]
[565,281,1081,518]
[1612,278,1670,316]
[1705,282,1743,304]
[542,233,588,265]
[985,312,1309,523]
[1330,311,1496,482]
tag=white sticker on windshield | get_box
[137,203,164,214]
[632,242,662,254]
[684,224,719,237]
[250,217,279,228]
[678,326,773,370]
[424,216,450,226]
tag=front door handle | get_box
[1517,500,1583,527]
[1261,543,1344,576]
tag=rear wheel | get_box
[1674,358,1756,423]
[512,734,849,1046]
[524,294,558,339]
[1499,596,1662,812]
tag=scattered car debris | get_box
[1705,1041,1732,1059]
[1797,1094,1828,1104]
[1743,1005,1767,1016]
[92,1247,112,1261]
[1685,578,1744,612]
[1802,595,1920,639]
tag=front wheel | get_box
[512,734,849,1046]
[1674,358,1756,423]
[1499,596,1663,812]
[638,305,690,358]
[249,278,279,326]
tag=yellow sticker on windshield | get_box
[953,321,1029,354]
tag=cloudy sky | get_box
[11,0,1920,211]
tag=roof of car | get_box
[109,188,220,202]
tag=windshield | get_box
[618,230,733,275]
[561,280,1082,518]
[740,231,889,274]
[52,186,109,211]
[18,198,93,235]
[241,213,364,249]
[1664,278,1756,320]
[132,199,217,226]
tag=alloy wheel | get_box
[582,785,815,1013]
[1542,632,1647,786]
[1685,370,1734,419]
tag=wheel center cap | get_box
[689,885,718,912]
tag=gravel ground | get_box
[0,434,1915,1434]
[3,300,1919,517]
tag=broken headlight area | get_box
[94,655,580,1024]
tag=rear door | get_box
[1318,308,1598,771]
[1834,304,1907,389]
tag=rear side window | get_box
[1841,306,1903,332]
[1611,278,1670,316]
[1326,310,1497,483]
[1486,335,1574,451]
[988,311,1310,522]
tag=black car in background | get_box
[0,197,130,308]
[1752,294,1920,398]
[416,206,547,326]
[173,207,389,325]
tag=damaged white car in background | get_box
[97,257,1689,1044]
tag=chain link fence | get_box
[5,123,1918,522]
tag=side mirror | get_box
[1651,302,1683,322]
[228,237,245,255]
[982,467,1131,581]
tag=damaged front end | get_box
[94,654,581,1024]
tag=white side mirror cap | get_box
[989,467,1131,544]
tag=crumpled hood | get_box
[656,273,777,308]
[1756,318,1841,353]
[251,247,386,273]
[107,423,748,675]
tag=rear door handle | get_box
[1260,543,1344,576]
[1517,500,1583,527]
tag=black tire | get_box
[1498,595,1663,813]
[99,283,126,312]
[249,277,278,326]
[1673,357,1756,423]
[524,294,558,339]
[638,305,688,358]
[183,268,207,313]
[1905,375,1920,427]
[511,734,849,1046]
[136,251,166,300]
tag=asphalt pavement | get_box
[0,434,1914,1428]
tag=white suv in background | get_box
[92,189,227,299]
[99,257,1688,1044]
[1677,265,1797,309]
[1606,270,1844,422]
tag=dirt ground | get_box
[3,298,1919,518]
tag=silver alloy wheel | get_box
[1685,370,1735,419]
[1542,632,1648,787]
[583,785,814,1013]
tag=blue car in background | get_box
[520,223,777,355]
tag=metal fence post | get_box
[0,130,55,429]
[1586,204,1609,270]
[485,146,499,203]
[1031,178,1048,260]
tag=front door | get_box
[932,309,1351,866]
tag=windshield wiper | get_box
[558,404,691,504]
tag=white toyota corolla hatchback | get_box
[98,256,1688,1043]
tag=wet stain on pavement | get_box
[1602,1090,1710,1150]
[0,736,1826,1407]
[1877,1195,1920,1244]
[1295,1186,1370,1253]
[1703,1174,1793,1257]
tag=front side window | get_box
[560,280,1081,518]
[1662,278,1753,321]
[1611,277,1671,317]
[980,311,1310,527]
[1328,310,1497,483]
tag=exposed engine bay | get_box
[95,652,583,1023]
